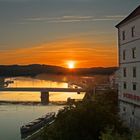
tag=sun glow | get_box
[67,61,75,69]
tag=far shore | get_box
[0,100,66,106]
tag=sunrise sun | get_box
[67,61,75,69]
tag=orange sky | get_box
[0,37,118,68]
[0,0,139,68]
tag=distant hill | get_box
[0,64,117,77]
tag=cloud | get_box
[105,15,126,18]
[21,15,125,24]
[23,15,93,22]
[0,37,117,67]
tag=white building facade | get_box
[116,5,140,129]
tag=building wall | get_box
[119,101,140,130]
[119,40,140,63]
[119,16,140,46]
[119,62,140,104]
[117,15,140,129]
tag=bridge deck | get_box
[0,88,86,93]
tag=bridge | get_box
[0,87,86,104]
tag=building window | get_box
[133,67,136,78]
[132,48,136,58]
[133,83,136,91]
[123,68,126,77]
[122,31,125,40]
[131,26,135,37]
[123,107,126,112]
[123,50,126,60]
[123,82,127,89]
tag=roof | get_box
[116,5,140,28]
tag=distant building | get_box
[116,5,140,129]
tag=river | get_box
[0,75,85,140]
[0,104,63,140]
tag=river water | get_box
[0,75,85,101]
[0,104,63,140]
[0,75,85,140]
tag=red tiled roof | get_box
[116,5,140,28]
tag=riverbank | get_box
[0,100,66,106]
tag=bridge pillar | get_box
[40,92,49,105]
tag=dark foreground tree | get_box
[42,90,129,140]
